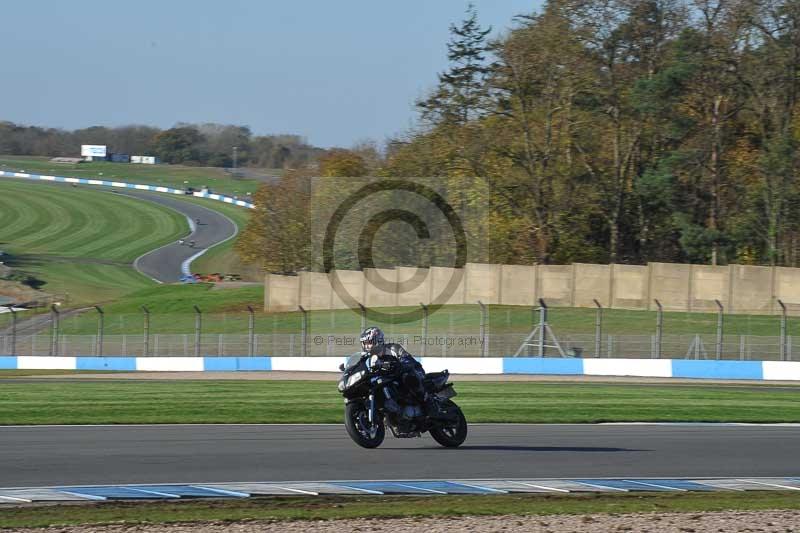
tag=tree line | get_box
[0,121,325,169]
[239,0,800,273]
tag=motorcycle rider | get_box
[359,326,435,416]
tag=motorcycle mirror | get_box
[338,363,345,371]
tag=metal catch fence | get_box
[0,332,792,360]
[0,299,796,360]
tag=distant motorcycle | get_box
[337,352,468,448]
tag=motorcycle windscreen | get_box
[345,352,365,370]
[436,385,457,399]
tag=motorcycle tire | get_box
[344,401,385,448]
[429,400,468,448]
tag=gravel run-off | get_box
[8,510,800,533]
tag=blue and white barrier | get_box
[2,355,800,380]
[0,171,255,209]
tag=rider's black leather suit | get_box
[375,343,427,401]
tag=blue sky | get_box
[3,1,540,148]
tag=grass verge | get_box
[0,156,264,198]
[0,492,799,529]
[0,179,188,304]
[0,380,797,425]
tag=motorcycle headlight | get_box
[345,370,365,389]
[337,378,346,392]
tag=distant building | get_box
[131,155,159,165]
[80,144,107,162]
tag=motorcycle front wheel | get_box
[344,401,385,448]
[429,400,468,448]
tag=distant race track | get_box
[116,190,238,282]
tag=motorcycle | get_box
[337,352,468,449]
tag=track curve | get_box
[1,424,798,487]
[117,191,238,283]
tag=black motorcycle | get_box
[337,352,468,448]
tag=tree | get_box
[235,170,311,273]
[150,127,204,164]
[319,149,368,177]
[417,3,492,127]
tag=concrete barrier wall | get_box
[263,273,300,312]
[464,263,500,304]
[539,265,573,306]
[395,267,431,307]
[775,267,800,314]
[4,355,799,381]
[265,261,800,315]
[364,268,399,307]
[650,262,690,311]
[731,265,773,313]
[499,265,537,306]
[330,270,365,309]
[573,264,610,307]
[691,265,730,312]
[613,264,648,309]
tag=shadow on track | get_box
[431,445,647,452]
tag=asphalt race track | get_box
[118,191,238,282]
[1,423,798,488]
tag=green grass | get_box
[52,281,800,338]
[0,156,264,198]
[0,179,188,304]
[7,260,154,306]
[0,180,187,261]
[1,492,798,529]
[0,380,796,425]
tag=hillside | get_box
[0,179,187,304]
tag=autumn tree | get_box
[319,149,369,177]
[235,170,311,273]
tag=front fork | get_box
[368,392,376,425]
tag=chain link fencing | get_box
[0,302,795,360]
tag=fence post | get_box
[593,299,602,358]
[6,305,16,356]
[50,304,60,357]
[538,298,547,357]
[247,306,255,356]
[299,305,308,357]
[141,306,150,357]
[528,303,538,357]
[654,299,663,359]
[420,303,428,357]
[358,303,367,332]
[477,300,488,357]
[778,299,787,361]
[194,305,202,357]
[715,299,723,360]
[95,305,104,356]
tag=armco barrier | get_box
[0,171,255,209]
[2,355,800,380]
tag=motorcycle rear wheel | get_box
[429,400,468,448]
[344,402,385,448]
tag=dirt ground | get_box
[7,510,800,532]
